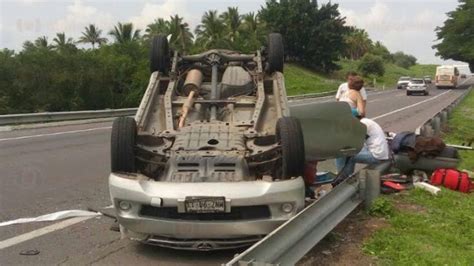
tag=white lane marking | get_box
[0,216,92,250]
[368,98,381,103]
[0,126,111,142]
[371,90,452,121]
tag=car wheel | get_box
[111,117,137,173]
[406,91,410,96]
[267,33,284,73]
[424,91,429,96]
[150,35,170,74]
[275,117,305,179]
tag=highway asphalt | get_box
[0,77,472,265]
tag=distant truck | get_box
[435,65,459,89]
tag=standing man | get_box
[336,71,368,109]
[335,118,390,179]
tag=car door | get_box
[289,102,366,161]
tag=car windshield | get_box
[399,77,410,81]
[411,79,424,84]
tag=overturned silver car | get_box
[108,34,366,250]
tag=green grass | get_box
[364,190,474,265]
[284,61,437,96]
[363,89,474,265]
[284,64,341,95]
[442,89,474,171]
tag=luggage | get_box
[430,168,474,193]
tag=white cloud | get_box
[339,0,450,63]
[52,0,114,34]
[128,0,191,31]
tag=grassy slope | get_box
[334,59,437,87]
[284,61,437,95]
[284,64,341,95]
[364,89,474,265]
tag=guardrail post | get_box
[431,116,441,136]
[362,169,381,210]
[440,111,448,128]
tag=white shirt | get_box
[360,118,389,160]
[336,82,367,101]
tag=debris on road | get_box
[19,249,40,256]
[414,182,441,195]
[0,210,100,227]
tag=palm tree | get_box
[108,22,141,44]
[195,10,227,49]
[242,12,258,34]
[78,24,107,49]
[144,18,169,41]
[53,32,75,51]
[168,15,193,52]
[33,36,52,50]
[344,28,372,60]
[220,7,241,42]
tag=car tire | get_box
[424,91,429,96]
[406,91,410,96]
[275,117,305,179]
[267,33,284,73]
[150,35,170,74]
[111,117,137,173]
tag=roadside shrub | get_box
[368,197,394,218]
[358,53,385,77]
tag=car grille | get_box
[139,205,271,221]
[145,235,263,250]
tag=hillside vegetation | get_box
[334,59,437,87]
[284,62,437,95]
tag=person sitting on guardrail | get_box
[335,118,390,179]
[338,76,366,117]
[336,71,367,108]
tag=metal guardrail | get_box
[225,162,391,266]
[416,87,471,137]
[0,108,138,126]
[0,92,338,126]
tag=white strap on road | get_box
[0,210,100,227]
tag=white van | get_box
[435,65,459,89]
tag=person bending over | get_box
[336,118,389,179]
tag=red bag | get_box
[430,168,474,193]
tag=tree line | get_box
[0,0,418,115]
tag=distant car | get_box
[423,75,432,84]
[460,74,467,79]
[406,78,428,96]
[397,76,411,89]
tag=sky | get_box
[0,0,468,68]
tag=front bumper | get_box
[109,173,305,249]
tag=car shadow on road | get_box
[132,242,246,265]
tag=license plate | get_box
[184,197,226,213]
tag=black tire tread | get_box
[150,35,170,73]
[276,117,305,179]
[267,33,284,73]
[111,117,136,172]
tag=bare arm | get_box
[356,93,366,117]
